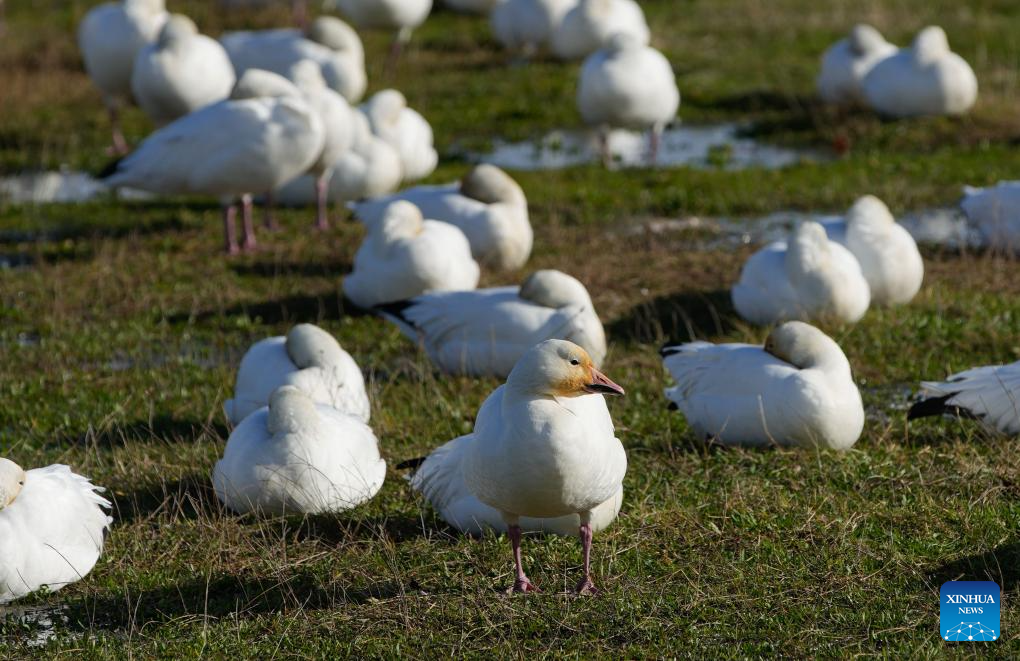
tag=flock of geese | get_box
[2,0,1019,602]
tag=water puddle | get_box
[0,604,69,648]
[0,170,151,204]
[101,341,245,373]
[0,253,34,269]
[466,123,826,171]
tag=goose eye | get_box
[570,359,580,365]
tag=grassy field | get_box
[2,0,1020,657]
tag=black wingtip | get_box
[373,299,415,323]
[97,155,126,180]
[667,401,679,411]
[395,456,427,471]
[907,393,978,421]
[660,344,681,358]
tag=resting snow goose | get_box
[361,90,438,183]
[551,0,649,61]
[862,26,977,117]
[662,321,864,449]
[343,200,480,308]
[77,0,169,154]
[326,0,432,65]
[731,221,871,326]
[102,69,325,253]
[221,17,367,103]
[214,386,385,515]
[351,165,532,270]
[909,361,1020,436]
[819,195,924,305]
[577,34,680,163]
[224,323,370,426]
[377,269,606,377]
[816,24,896,104]
[409,339,626,593]
[0,459,112,603]
[960,182,1020,252]
[131,15,236,126]
[490,0,575,56]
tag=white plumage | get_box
[0,460,112,603]
[221,17,367,103]
[361,89,438,183]
[131,14,236,126]
[662,321,865,450]
[351,165,532,270]
[862,26,977,117]
[816,24,896,104]
[378,270,606,377]
[910,361,1020,436]
[551,0,649,61]
[732,221,871,326]
[327,0,432,33]
[343,200,480,308]
[225,323,370,426]
[490,0,574,54]
[819,195,924,305]
[214,386,386,515]
[960,181,1020,252]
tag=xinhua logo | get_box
[940,581,1000,642]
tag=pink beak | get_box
[584,367,625,396]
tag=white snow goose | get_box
[960,181,1020,253]
[361,89,438,183]
[816,24,896,104]
[551,0,649,61]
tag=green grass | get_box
[2,0,1020,657]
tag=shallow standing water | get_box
[0,170,150,204]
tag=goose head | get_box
[308,17,364,62]
[373,200,424,243]
[362,89,407,133]
[912,26,950,64]
[0,458,26,510]
[232,68,301,100]
[157,14,197,49]
[519,270,593,309]
[288,59,327,96]
[285,323,345,369]
[764,321,848,371]
[266,386,320,435]
[845,194,895,231]
[460,165,526,207]
[848,24,889,56]
[507,339,623,398]
[784,221,832,271]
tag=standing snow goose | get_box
[102,69,325,254]
[326,0,432,67]
[351,164,532,270]
[661,321,864,449]
[361,89,438,183]
[908,361,1020,436]
[221,16,367,103]
[131,14,236,126]
[410,339,626,593]
[343,201,480,308]
[731,221,871,326]
[551,0,649,61]
[376,269,606,377]
[960,182,1020,252]
[577,34,680,164]
[78,0,169,154]
[862,26,977,117]
[816,24,896,104]
[819,195,924,305]
[491,0,575,56]
[0,459,112,603]
[214,386,386,515]
[224,323,370,426]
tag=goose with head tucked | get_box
[78,0,169,154]
[816,24,896,104]
[490,0,575,57]
[662,322,864,449]
[361,89,437,183]
[376,269,605,377]
[577,34,680,164]
[0,459,112,603]
[410,339,626,593]
[225,323,370,426]
[351,165,532,270]
[343,201,480,308]
[214,386,386,515]
[862,26,977,117]
[819,195,924,305]
[222,16,367,103]
[131,14,236,126]
[102,69,325,254]
[908,360,1020,436]
[551,0,649,61]
[960,181,1020,253]
[732,221,871,326]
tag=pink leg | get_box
[292,0,307,29]
[223,204,240,255]
[575,522,598,595]
[108,105,129,156]
[315,175,329,231]
[648,125,662,165]
[599,128,611,168]
[241,194,257,251]
[508,525,539,593]
[263,191,279,231]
